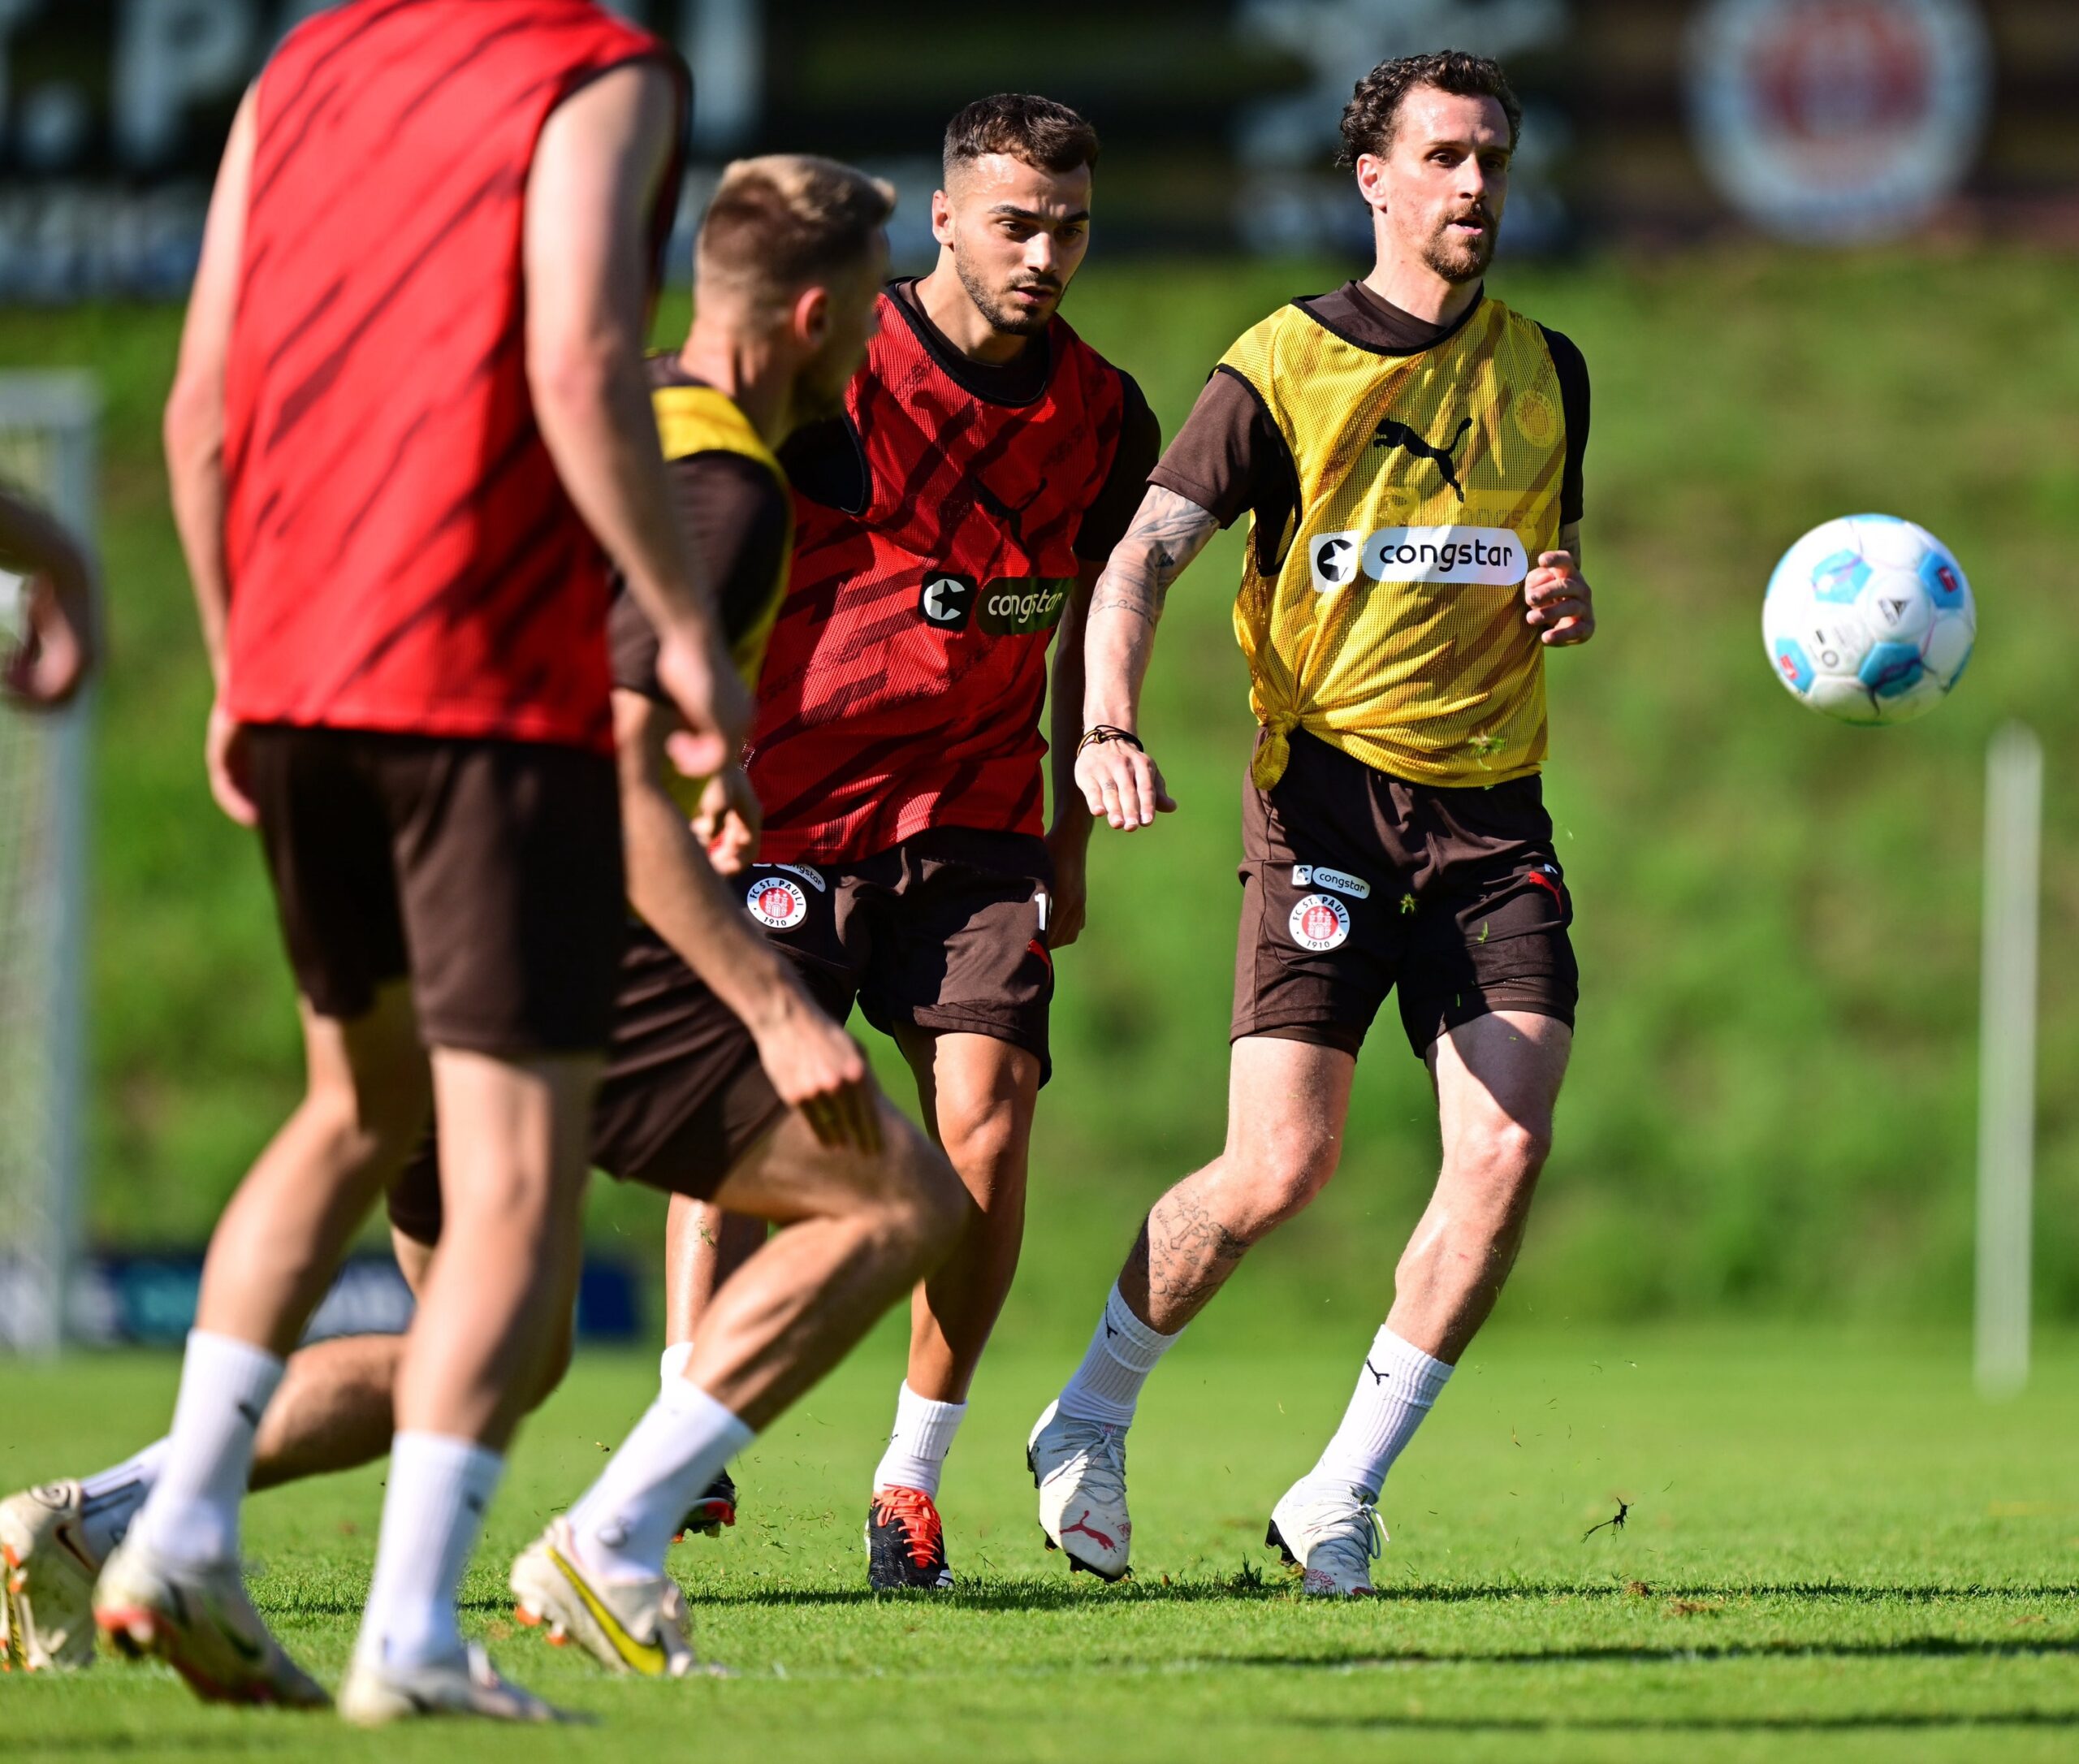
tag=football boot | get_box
[1027,1400,1132,1581]
[866,1486,953,1590]
[1266,1478,1385,1597]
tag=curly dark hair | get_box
[1336,50,1522,167]
[944,93,1100,179]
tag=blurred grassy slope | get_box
[2,248,2073,1324]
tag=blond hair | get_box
[696,154,896,307]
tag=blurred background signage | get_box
[0,0,2069,299]
[1688,0,1993,240]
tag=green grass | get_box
[5,1327,2078,1760]
[2,247,2075,1323]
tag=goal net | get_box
[0,374,96,1354]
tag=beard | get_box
[1421,209,1498,284]
[952,249,1061,337]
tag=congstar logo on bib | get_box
[1309,526,1528,592]
[917,573,1070,635]
[979,577,1072,636]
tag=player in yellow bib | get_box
[1028,52,1597,1595]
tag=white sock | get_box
[1056,1284,1179,1429]
[659,1340,694,1386]
[1306,1325,1454,1499]
[355,1432,504,1671]
[567,1379,753,1584]
[77,1439,171,1562]
[127,1331,283,1567]
[871,1383,967,1498]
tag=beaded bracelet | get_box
[1076,724,1145,754]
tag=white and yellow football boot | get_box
[508,1517,714,1679]
[1027,1400,1133,1581]
[1266,1480,1386,1598]
[2,1482,103,1671]
[339,1642,575,1727]
[92,1533,328,1706]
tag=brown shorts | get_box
[387,924,786,1247]
[1232,730,1578,1060]
[244,725,623,1055]
[742,828,1055,1081]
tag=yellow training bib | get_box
[1221,297,1566,789]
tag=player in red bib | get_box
[668,96,1159,1589]
[87,0,747,1723]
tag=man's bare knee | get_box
[1455,1115,1552,1194]
[1228,1138,1340,1233]
[940,1103,1022,1182]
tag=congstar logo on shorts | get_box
[1309,526,1528,592]
[1292,864,1371,901]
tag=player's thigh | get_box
[893,1023,1040,1174]
[1426,1010,1571,1164]
[296,979,430,1137]
[1223,1033,1358,1183]
[430,1045,601,1221]
[709,1092,947,1226]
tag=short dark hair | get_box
[1336,50,1522,167]
[697,154,896,306]
[943,93,1100,180]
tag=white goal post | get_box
[0,373,97,1355]
[1975,722,2042,1398]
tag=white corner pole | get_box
[1975,722,2042,1398]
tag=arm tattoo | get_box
[1087,487,1219,625]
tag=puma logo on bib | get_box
[1373,414,1473,501]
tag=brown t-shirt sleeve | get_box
[1538,325,1591,528]
[1146,366,1299,543]
[1072,371,1162,562]
[609,451,790,699]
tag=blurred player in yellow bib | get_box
[1028,51,1596,1595]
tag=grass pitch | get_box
[5,1326,2076,1762]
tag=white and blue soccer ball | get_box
[1762,515,1975,725]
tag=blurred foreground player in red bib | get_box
[8,154,970,1698]
[84,0,750,1724]
[667,94,1160,1591]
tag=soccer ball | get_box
[1761,515,1974,725]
